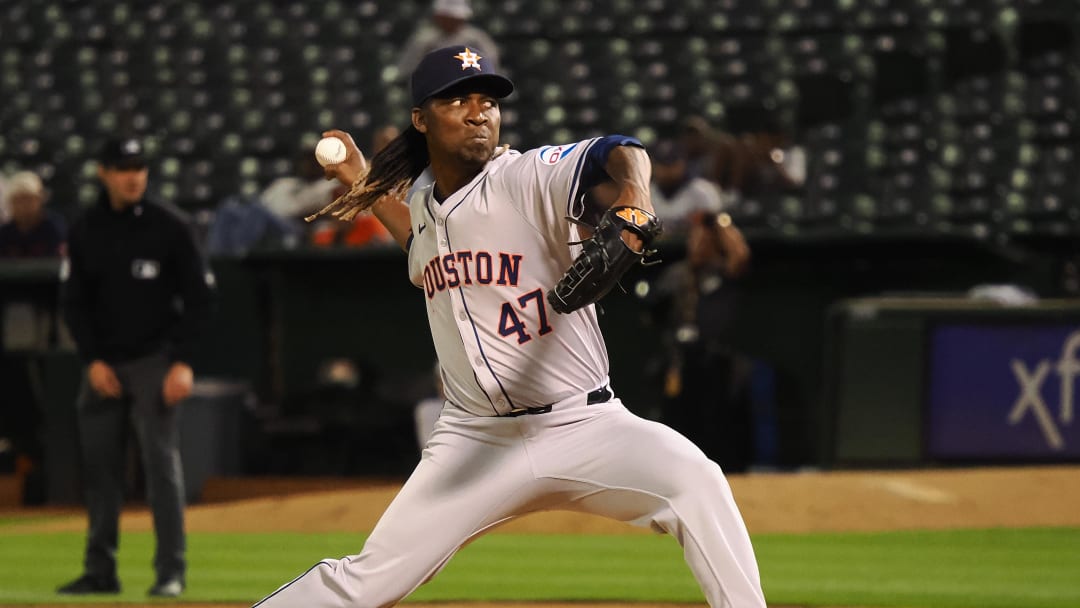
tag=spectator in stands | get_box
[641,210,754,472]
[680,115,722,183]
[0,170,66,504]
[396,0,500,77]
[260,147,339,222]
[208,142,354,256]
[57,136,214,599]
[649,139,727,239]
[714,130,804,197]
[0,170,66,258]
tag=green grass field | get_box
[1,526,1077,607]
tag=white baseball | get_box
[315,136,347,167]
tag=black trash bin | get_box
[179,379,253,503]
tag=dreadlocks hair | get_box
[306,125,430,223]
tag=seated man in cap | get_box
[0,170,66,258]
[649,138,729,239]
[56,137,214,599]
[0,170,67,506]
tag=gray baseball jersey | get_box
[252,136,766,608]
[407,139,611,416]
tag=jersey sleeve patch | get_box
[537,142,580,165]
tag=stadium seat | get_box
[1013,0,1077,21]
[927,114,1025,234]
[844,0,929,30]
[0,0,1076,225]
[1022,71,1080,141]
[730,193,774,233]
[933,0,1012,28]
[801,121,872,229]
[773,0,847,33]
[1002,143,1080,236]
[867,30,940,119]
[1017,18,1075,70]
[942,27,1010,87]
[691,0,776,34]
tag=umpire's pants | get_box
[76,352,186,582]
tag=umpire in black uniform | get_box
[57,137,214,598]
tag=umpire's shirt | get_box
[62,191,213,366]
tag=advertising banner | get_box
[927,323,1080,460]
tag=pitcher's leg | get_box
[252,415,540,608]
[127,355,186,582]
[531,403,766,608]
[75,384,128,578]
[644,457,763,608]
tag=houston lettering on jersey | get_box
[423,250,523,299]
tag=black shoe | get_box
[57,573,121,595]
[148,577,185,598]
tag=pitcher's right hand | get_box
[321,130,367,187]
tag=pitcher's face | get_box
[414,89,501,169]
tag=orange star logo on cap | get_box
[453,48,482,70]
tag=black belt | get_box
[587,385,613,404]
[505,386,612,417]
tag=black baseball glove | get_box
[547,205,663,314]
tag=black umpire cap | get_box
[99,136,148,170]
[410,45,514,107]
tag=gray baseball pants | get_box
[75,351,186,582]
[251,395,765,607]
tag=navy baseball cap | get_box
[99,137,147,169]
[410,45,514,107]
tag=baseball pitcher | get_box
[253,46,766,608]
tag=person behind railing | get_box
[0,170,66,258]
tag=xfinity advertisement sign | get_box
[927,324,1080,460]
